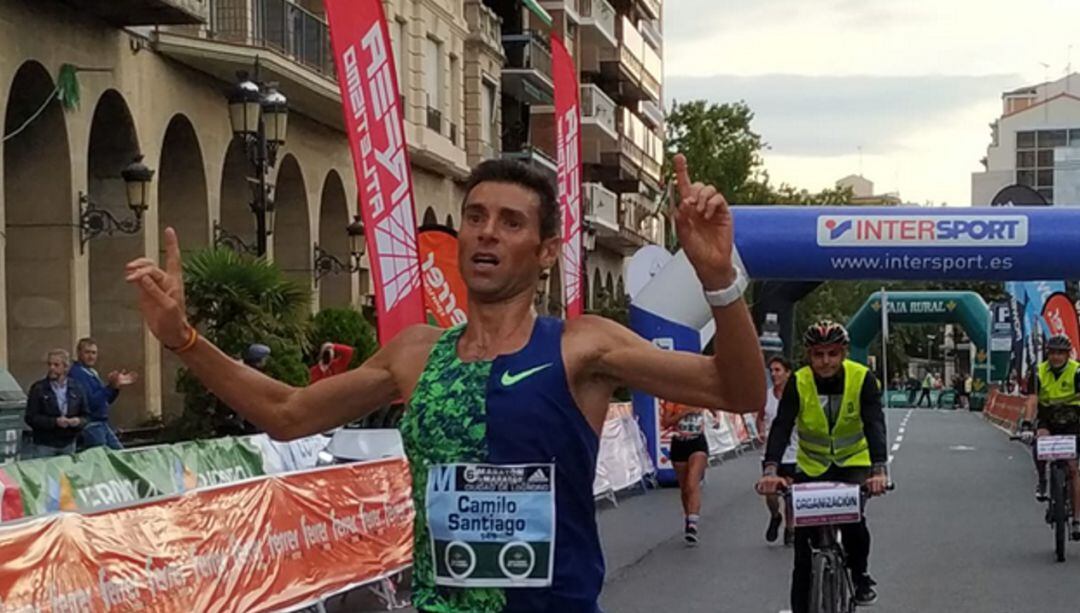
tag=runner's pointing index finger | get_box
[163,227,182,278]
[673,153,693,202]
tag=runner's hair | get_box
[462,159,560,240]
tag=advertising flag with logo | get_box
[552,35,584,318]
[1042,292,1080,359]
[325,0,425,343]
[419,227,468,328]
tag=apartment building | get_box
[0,0,665,427]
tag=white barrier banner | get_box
[1037,435,1078,460]
[594,404,653,496]
[791,482,862,527]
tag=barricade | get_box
[594,403,656,505]
[982,389,1033,433]
[0,459,413,613]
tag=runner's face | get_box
[808,345,846,378]
[458,182,559,302]
[769,363,790,388]
[1048,349,1070,368]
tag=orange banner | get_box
[419,226,468,328]
[0,459,413,612]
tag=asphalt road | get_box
[599,408,1078,613]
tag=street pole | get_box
[255,114,268,257]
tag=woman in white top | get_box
[756,356,797,545]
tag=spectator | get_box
[25,349,90,458]
[310,342,355,385]
[917,372,934,407]
[959,372,973,410]
[243,344,272,371]
[69,337,135,451]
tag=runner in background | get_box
[757,355,796,545]
[661,400,711,545]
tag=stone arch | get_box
[86,89,145,428]
[317,169,351,308]
[422,206,438,227]
[158,114,209,422]
[616,276,625,300]
[3,60,74,390]
[273,153,312,287]
[605,272,614,300]
[218,138,254,249]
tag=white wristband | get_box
[703,267,748,308]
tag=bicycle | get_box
[1012,429,1078,562]
[780,481,893,613]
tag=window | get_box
[1038,130,1067,148]
[1013,128,1079,203]
[1017,131,1036,148]
[1016,150,1035,168]
[481,78,496,146]
[392,19,407,96]
[423,37,442,111]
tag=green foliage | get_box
[166,248,312,441]
[309,307,378,369]
[665,100,765,202]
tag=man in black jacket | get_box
[25,349,89,458]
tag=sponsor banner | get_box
[1042,292,1080,360]
[593,403,652,497]
[2,438,263,518]
[790,482,862,527]
[426,463,554,588]
[0,470,21,522]
[326,0,425,343]
[1037,435,1078,461]
[729,206,1080,280]
[418,227,468,328]
[0,459,413,613]
[552,34,584,319]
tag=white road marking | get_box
[899,427,906,434]
[892,443,901,452]
[895,435,904,443]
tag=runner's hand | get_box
[756,475,787,495]
[671,154,737,290]
[125,227,191,349]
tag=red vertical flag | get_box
[552,35,584,318]
[1042,292,1080,359]
[324,0,425,343]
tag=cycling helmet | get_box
[804,320,850,347]
[1046,334,1073,353]
[244,343,272,363]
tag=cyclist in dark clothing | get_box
[757,321,889,613]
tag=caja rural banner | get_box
[418,226,468,328]
[0,459,413,613]
[325,0,425,344]
[729,206,1080,280]
[1042,292,1080,359]
[552,34,584,318]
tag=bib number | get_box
[790,482,862,527]
[426,463,555,588]
[1037,435,1078,460]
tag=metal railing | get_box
[212,0,333,77]
[502,31,553,77]
[640,19,662,51]
[639,100,664,128]
[580,0,616,43]
[581,84,616,134]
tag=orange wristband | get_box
[169,327,199,354]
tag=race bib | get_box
[1037,435,1078,460]
[677,413,704,437]
[790,482,862,527]
[426,463,555,588]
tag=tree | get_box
[167,248,312,441]
[665,100,765,203]
[309,307,378,369]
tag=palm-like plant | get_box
[168,248,312,441]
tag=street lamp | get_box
[221,67,289,256]
[313,215,367,283]
[926,334,937,361]
[79,154,155,253]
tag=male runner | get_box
[125,155,765,612]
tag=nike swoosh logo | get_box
[500,363,553,387]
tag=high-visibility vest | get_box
[1037,360,1080,407]
[795,360,872,477]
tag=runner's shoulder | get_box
[376,324,443,365]
[563,314,631,345]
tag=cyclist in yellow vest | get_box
[1025,334,1080,536]
[756,321,889,613]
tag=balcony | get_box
[640,19,662,52]
[580,0,617,50]
[67,0,207,25]
[502,145,559,179]
[152,0,342,127]
[584,182,619,232]
[638,0,661,20]
[541,0,582,23]
[502,32,555,105]
[581,84,618,162]
[465,1,503,56]
[641,42,662,102]
[623,192,665,246]
[600,17,651,102]
[596,107,664,192]
[639,100,664,129]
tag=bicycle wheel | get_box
[1052,462,1067,562]
[810,553,834,613]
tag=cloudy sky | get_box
[663,0,1080,205]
